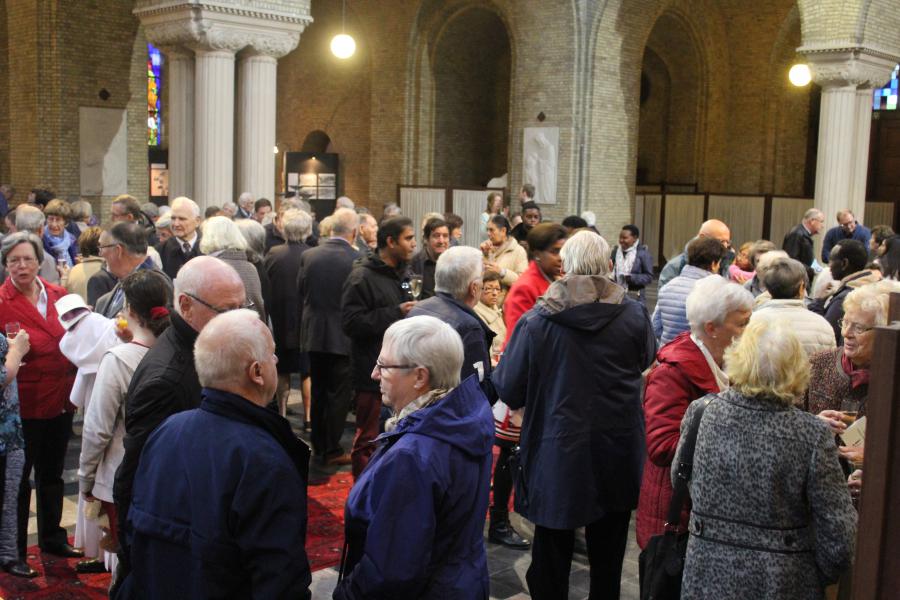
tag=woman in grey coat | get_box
[674,317,856,600]
[200,216,266,322]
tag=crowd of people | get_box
[0,184,897,599]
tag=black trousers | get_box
[527,511,632,600]
[308,352,352,459]
[490,444,514,524]
[18,412,73,555]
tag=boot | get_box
[488,517,530,549]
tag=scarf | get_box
[691,333,729,392]
[43,229,75,267]
[840,352,870,390]
[384,388,449,433]
[614,241,639,286]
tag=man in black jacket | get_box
[782,208,824,283]
[159,196,203,278]
[341,217,417,478]
[112,256,246,589]
[299,208,360,465]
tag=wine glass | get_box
[410,276,423,300]
[840,399,860,426]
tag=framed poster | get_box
[283,152,340,210]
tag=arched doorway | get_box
[431,6,512,187]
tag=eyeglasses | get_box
[98,243,120,250]
[838,319,875,335]
[6,257,38,266]
[184,292,254,314]
[374,361,418,374]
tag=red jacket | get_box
[502,261,551,347]
[635,331,718,549]
[0,277,76,419]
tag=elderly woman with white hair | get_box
[200,216,265,321]
[234,217,272,312]
[334,315,494,599]
[674,318,856,599]
[636,275,753,549]
[494,230,656,599]
[264,209,314,420]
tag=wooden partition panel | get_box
[640,194,662,267]
[770,196,815,254]
[662,194,704,261]
[708,195,765,249]
[865,202,895,229]
[399,187,446,244]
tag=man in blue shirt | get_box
[822,209,871,263]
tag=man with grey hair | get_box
[752,257,836,357]
[113,256,245,589]
[495,229,655,599]
[356,212,377,254]
[236,192,254,219]
[299,208,359,465]
[265,197,309,254]
[126,310,312,597]
[783,207,825,283]
[159,196,203,278]
[13,204,60,283]
[408,246,496,402]
[220,201,237,219]
[335,196,355,210]
[93,222,168,318]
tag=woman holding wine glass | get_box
[0,232,79,563]
[806,280,900,468]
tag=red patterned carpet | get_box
[0,471,353,598]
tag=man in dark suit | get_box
[298,208,360,465]
[159,196,203,279]
[782,208,824,283]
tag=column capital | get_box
[799,44,899,89]
[135,1,310,57]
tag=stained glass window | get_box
[873,64,898,111]
[148,43,163,145]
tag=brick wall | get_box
[0,3,8,186]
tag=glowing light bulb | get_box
[331,33,356,59]
[789,63,811,87]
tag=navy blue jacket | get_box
[334,376,494,599]
[822,223,871,263]
[494,275,656,529]
[611,243,655,302]
[408,292,497,403]
[128,388,312,599]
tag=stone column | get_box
[193,48,236,211]
[164,48,194,200]
[237,52,279,202]
[803,48,897,226]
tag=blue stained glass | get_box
[148,43,163,145]
[873,64,899,111]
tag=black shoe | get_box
[488,522,530,549]
[42,543,85,558]
[75,558,108,573]
[2,559,38,578]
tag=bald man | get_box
[127,310,312,597]
[113,256,246,591]
[658,219,733,289]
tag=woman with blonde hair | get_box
[674,318,856,600]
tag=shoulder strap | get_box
[664,394,716,531]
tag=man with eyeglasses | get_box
[821,209,872,264]
[111,256,245,593]
[658,219,734,289]
[93,223,169,318]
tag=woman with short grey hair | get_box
[637,275,752,548]
[335,315,494,599]
[201,216,265,321]
[674,318,856,599]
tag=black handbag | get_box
[638,395,714,600]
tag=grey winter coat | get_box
[674,389,856,600]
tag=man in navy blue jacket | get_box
[821,208,872,263]
[125,310,312,599]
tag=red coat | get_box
[502,261,551,347]
[635,331,718,549]
[0,277,76,419]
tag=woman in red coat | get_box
[489,223,567,548]
[635,275,753,548]
[0,232,79,559]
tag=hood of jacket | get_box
[534,274,627,332]
[360,252,405,280]
[655,331,718,392]
[842,269,881,290]
[379,375,493,459]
